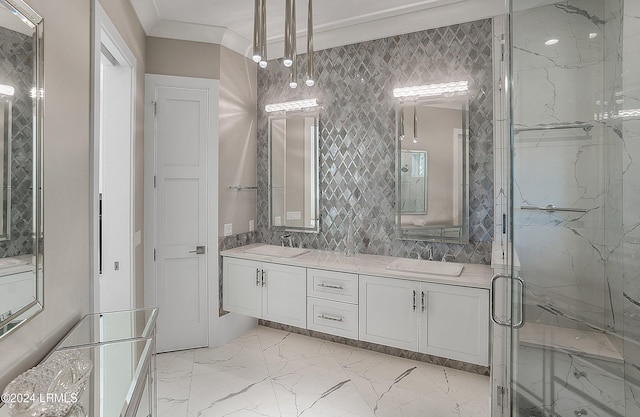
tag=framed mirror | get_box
[268,111,319,233]
[395,94,469,243]
[0,0,43,339]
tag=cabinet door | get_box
[419,283,489,366]
[262,263,307,328]
[359,275,419,351]
[223,257,262,317]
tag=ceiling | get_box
[129,0,507,58]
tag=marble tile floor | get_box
[157,325,490,417]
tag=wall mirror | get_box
[0,0,43,339]
[269,111,319,233]
[395,94,469,243]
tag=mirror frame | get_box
[0,0,44,339]
[0,98,11,240]
[395,93,469,243]
[268,110,320,234]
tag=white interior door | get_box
[146,76,213,352]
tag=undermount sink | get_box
[244,245,309,258]
[386,258,464,277]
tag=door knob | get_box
[189,246,206,255]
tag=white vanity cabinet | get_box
[223,257,307,328]
[221,245,492,367]
[359,275,489,366]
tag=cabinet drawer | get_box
[307,269,358,304]
[307,297,358,339]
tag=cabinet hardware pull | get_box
[256,268,260,286]
[318,314,343,322]
[261,269,266,287]
[421,291,425,312]
[317,283,344,290]
[413,290,416,311]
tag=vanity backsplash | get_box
[256,18,494,264]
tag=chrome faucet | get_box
[441,254,454,262]
[425,247,434,261]
[408,248,422,260]
[280,233,293,247]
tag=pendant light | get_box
[283,0,293,67]
[288,0,297,88]
[253,0,315,89]
[259,0,267,68]
[252,0,262,63]
[305,0,314,87]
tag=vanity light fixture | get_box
[30,87,43,98]
[617,109,640,118]
[0,84,15,96]
[393,81,468,99]
[265,98,319,113]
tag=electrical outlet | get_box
[249,220,255,231]
[224,223,232,236]
[274,216,281,226]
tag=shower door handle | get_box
[491,273,525,328]
[512,276,525,329]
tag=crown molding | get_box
[131,0,508,59]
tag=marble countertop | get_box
[221,244,493,289]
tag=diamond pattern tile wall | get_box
[257,19,494,264]
[0,27,34,257]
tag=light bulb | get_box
[259,60,268,69]
[412,137,418,144]
[305,78,315,87]
[283,59,293,67]
[252,55,262,63]
[399,135,405,141]
[289,81,298,89]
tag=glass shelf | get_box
[56,308,158,350]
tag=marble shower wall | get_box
[511,0,611,330]
[0,27,34,257]
[620,0,640,413]
[256,19,494,264]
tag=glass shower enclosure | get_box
[498,0,640,416]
